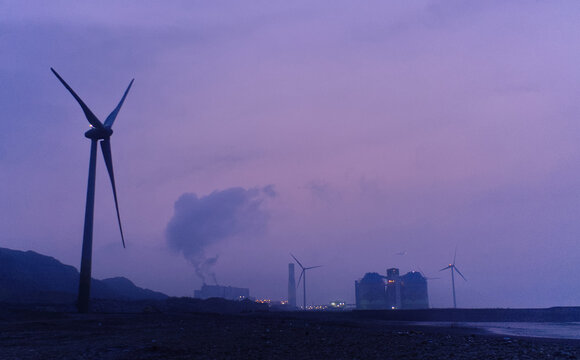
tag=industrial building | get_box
[194,284,250,301]
[386,268,401,309]
[354,272,388,310]
[355,268,429,310]
[400,271,429,309]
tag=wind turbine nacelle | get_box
[85,127,113,140]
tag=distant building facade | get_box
[355,272,388,309]
[400,271,429,309]
[386,268,401,309]
[194,284,249,301]
[355,269,429,310]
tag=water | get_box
[416,321,580,340]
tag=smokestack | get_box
[288,263,296,307]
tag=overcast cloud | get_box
[1,1,580,307]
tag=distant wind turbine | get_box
[51,68,134,313]
[439,249,466,309]
[290,254,321,310]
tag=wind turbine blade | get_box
[453,246,457,265]
[100,139,126,248]
[306,265,322,270]
[297,270,304,288]
[440,265,452,272]
[51,68,104,129]
[290,253,304,269]
[104,79,134,128]
[454,266,467,281]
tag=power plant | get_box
[194,284,250,301]
[400,271,429,309]
[354,272,388,310]
[355,268,429,310]
[386,268,402,309]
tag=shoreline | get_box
[2,311,580,359]
[353,307,580,323]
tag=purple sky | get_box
[2,1,580,308]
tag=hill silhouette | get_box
[0,247,167,304]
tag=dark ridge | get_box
[0,247,167,304]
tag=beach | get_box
[1,311,579,359]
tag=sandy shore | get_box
[1,311,579,359]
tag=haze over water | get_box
[417,322,580,340]
[2,1,580,309]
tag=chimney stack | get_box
[288,263,296,307]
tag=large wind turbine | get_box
[51,68,133,313]
[439,250,466,308]
[290,254,321,310]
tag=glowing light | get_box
[255,299,272,304]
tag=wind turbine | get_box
[290,254,321,310]
[439,249,466,308]
[51,68,133,313]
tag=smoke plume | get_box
[166,186,275,283]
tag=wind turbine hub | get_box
[84,127,113,140]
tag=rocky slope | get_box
[0,247,167,303]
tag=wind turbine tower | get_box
[52,68,133,313]
[290,254,321,310]
[439,250,467,308]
